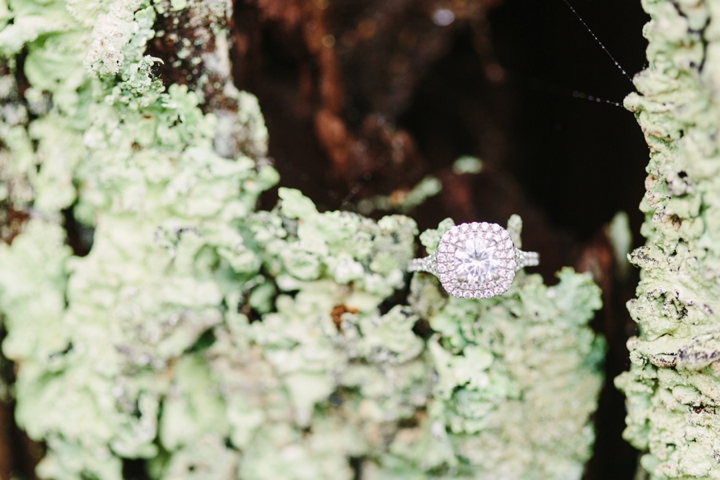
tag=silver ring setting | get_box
[408,222,539,299]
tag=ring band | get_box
[408,222,539,299]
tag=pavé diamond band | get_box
[408,222,539,299]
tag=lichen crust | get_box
[616,0,720,478]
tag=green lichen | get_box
[0,0,606,478]
[357,175,442,216]
[405,220,605,479]
[606,211,633,279]
[615,0,720,478]
[451,155,483,175]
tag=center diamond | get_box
[454,236,501,283]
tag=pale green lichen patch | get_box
[451,155,483,175]
[400,221,605,479]
[606,211,632,279]
[0,0,275,477]
[356,175,442,216]
[0,219,71,361]
[616,0,720,478]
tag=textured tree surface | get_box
[615,0,720,478]
[0,0,653,479]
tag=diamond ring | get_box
[408,222,539,299]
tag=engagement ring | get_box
[408,222,539,299]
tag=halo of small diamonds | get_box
[435,222,517,299]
